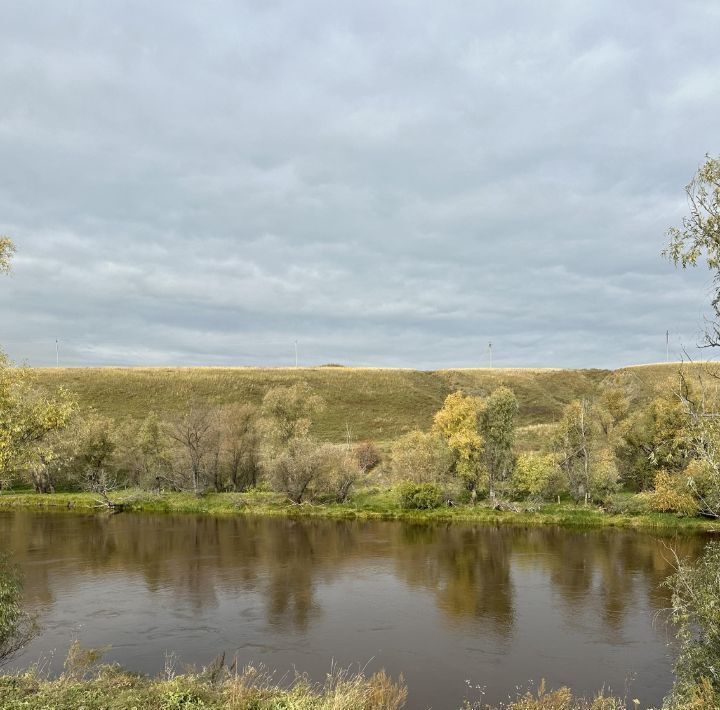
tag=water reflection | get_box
[0,511,708,709]
[394,523,514,634]
[0,513,702,632]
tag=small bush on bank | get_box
[397,482,444,509]
[602,493,650,516]
[639,470,698,516]
[510,453,561,500]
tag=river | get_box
[0,510,707,708]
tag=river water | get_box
[0,510,708,708]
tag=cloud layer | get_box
[1,0,719,368]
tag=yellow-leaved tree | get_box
[0,237,14,274]
[0,238,76,491]
[432,391,484,497]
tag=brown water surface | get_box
[0,511,708,708]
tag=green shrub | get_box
[510,453,561,499]
[397,482,444,509]
[0,554,35,667]
[664,541,720,707]
[684,459,720,516]
[602,493,650,515]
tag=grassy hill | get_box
[28,363,700,450]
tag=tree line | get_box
[4,344,720,520]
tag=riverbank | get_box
[0,666,629,710]
[0,488,717,532]
[0,662,408,710]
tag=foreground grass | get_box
[0,661,636,710]
[0,663,407,710]
[0,488,717,533]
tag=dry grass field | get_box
[29,362,707,448]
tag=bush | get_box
[397,482,444,509]
[602,492,650,515]
[684,458,720,516]
[354,441,381,473]
[639,470,698,516]
[664,541,720,707]
[318,444,363,503]
[511,453,561,499]
[589,447,620,499]
[0,554,35,666]
[265,437,329,503]
[390,430,453,484]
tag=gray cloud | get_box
[1,0,718,368]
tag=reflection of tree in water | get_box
[507,528,704,635]
[393,523,514,635]
[0,512,364,632]
[0,512,708,637]
[265,520,318,628]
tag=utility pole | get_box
[488,341,493,368]
[666,330,669,363]
[294,340,298,368]
[55,339,59,368]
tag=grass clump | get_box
[479,684,625,709]
[0,651,407,710]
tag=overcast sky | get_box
[1,1,719,369]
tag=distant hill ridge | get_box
[30,362,698,448]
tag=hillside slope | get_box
[28,362,700,447]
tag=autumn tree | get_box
[432,391,484,496]
[0,240,77,492]
[663,156,720,514]
[665,155,720,345]
[260,384,328,501]
[390,430,453,485]
[511,452,561,499]
[0,357,76,492]
[260,382,325,449]
[115,412,171,489]
[555,399,593,501]
[0,237,14,275]
[319,443,363,502]
[266,437,330,503]
[615,385,693,491]
[72,411,119,492]
[479,387,518,497]
[166,405,221,495]
[218,403,261,491]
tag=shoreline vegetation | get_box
[1,488,717,533]
[0,660,631,710]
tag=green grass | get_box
[0,663,408,710]
[1,489,716,533]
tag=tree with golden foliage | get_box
[0,237,14,274]
[432,391,484,495]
